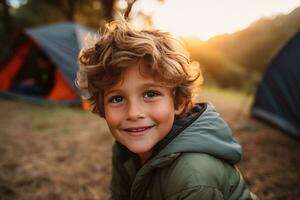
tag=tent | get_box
[252,32,300,138]
[0,22,94,106]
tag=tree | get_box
[54,0,78,21]
[10,0,118,29]
[0,0,13,34]
[101,0,115,21]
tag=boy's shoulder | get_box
[161,153,238,187]
[156,152,245,199]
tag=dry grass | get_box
[0,88,299,200]
[0,99,113,200]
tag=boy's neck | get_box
[139,150,153,164]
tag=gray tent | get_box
[252,32,300,138]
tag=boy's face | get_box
[103,63,184,162]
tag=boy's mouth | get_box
[123,125,155,136]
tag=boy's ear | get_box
[174,101,185,116]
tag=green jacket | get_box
[110,103,257,200]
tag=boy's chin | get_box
[126,144,153,160]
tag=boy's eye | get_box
[109,95,124,104]
[144,91,160,99]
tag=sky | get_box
[133,0,300,40]
[9,0,24,7]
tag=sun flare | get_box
[135,0,300,40]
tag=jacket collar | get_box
[150,103,242,166]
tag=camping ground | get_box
[0,88,299,200]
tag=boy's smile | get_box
[122,125,155,137]
[103,63,184,162]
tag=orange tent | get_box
[0,22,94,108]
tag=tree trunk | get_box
[57,0,77,21]
[65,0,76,21]
[101,0,115,21]
[0,0,13,34]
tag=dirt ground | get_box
[0,89,299,200]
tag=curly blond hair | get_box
[76,19,203,117]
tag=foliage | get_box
[0,0,123,34]
[13,2,65,28]
[184,7,300,90]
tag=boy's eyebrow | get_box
[140,83,164,89]
[104,89,122,97]
[104,83,165,96]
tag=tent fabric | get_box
[0,42,32,90]
[0,22,95,105]
[25,22,93,93]
[252,32,300,137]
[47,69,79,101]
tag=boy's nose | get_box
[126,101,145,121]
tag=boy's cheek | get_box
[105,119,119,138]
[104,109,121,128]
[105,116,119,128]
[151,104,175,118]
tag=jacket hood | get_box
[150,103,242,166]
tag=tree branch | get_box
[124,0,137,20]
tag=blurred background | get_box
[0,0,300,199]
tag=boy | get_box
[76,19,258,200]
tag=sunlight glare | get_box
[150,0,300,40]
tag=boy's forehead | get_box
[117,62,154,80]
[104,65,168,90]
